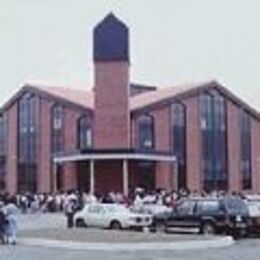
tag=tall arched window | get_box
[137,114,154,150]
[200,92,227,192]
[172,102,186,189]
[51,104,64,154]
[240,111,252,190]
[18,93,38,192]
[77,115,92,149]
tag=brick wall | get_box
[37,98,53,193]
[94,160,123,194]
[227,101,241,192]
[183,96,202,193]
[63,108,80,191]
[152,106,173,191]
[94,61,130,149]
[251,117,260,193]
[5,103,18,194]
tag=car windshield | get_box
[131,205,169,214]
[198,200,219,212]
[224,198,248,215]
[105,205,129,213]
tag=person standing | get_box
[64,192,77,228]
[4,197,19,245]
[0,202,7,244]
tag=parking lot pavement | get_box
[18,228,214,243]
[5,213,260,259]
[17,212,221,243]
[0,239,260,260]
[16,212,200,241]
[18,212,66,231]
[15,212,234,251]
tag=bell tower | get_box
[93,13,130,149]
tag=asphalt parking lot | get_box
[19,227,205,243]
[1,213,260,260]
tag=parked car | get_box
[244,195,260,234]
[74,203,152,230]
[152,197,249,238]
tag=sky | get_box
[0,0,260,109]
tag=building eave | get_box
[0,84,93,115]
[53,149,176,163]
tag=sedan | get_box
[244,195,260,234]
[74,203,152,230]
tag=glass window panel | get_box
[240,111,252,190]
[138,114,154,150]
[78,115,92,149]
[172,102,186,189]
[17,94,38,192]
[200,92,227,192]
[51,104,64,154]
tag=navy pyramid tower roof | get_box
[93,13,129,62]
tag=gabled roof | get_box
[1,80,259,120]
[34,85,94,109]
[0,84,94,113]
[130,81,210,111]
[130,80,260,120]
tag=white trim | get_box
[53,153,176,163]
[53,163,57,193]
[123,159,129,196]
[89,160,95,194]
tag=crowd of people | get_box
[0,187,250,244]
[0,187,248,214]
[0,188,191,215]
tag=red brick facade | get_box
[227,101,241,192]
[3,82,260,195]
[38,98,53,193]
[251,118,260,193]
[5,103,18,194]
[62,108,80,191]
[94,61,130,149]
[184,96,202,193]
[152,106,173,191]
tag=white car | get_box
[74,203,152,230]
[244,195,260,233]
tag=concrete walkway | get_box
[19,236,234,251]
[16,213,235,251]
[18,228,234,251]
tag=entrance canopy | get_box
[53,149,176,163]
[52,149,176,195]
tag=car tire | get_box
[75,219,87,228]
[201,222,215,235]
[110,220,122,230]
[231,228,247,239]
[155,222,166,233]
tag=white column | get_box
[53,163,57,193]
[172,161,178,191]
[90,160,95,194]
[123,159,129,196]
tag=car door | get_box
[86,205,104,227]
[168,200,196,228]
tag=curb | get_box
[19,236,234,251]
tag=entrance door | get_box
[56,164,63,191]
[77,161,90,192]
[138,161,155,191]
